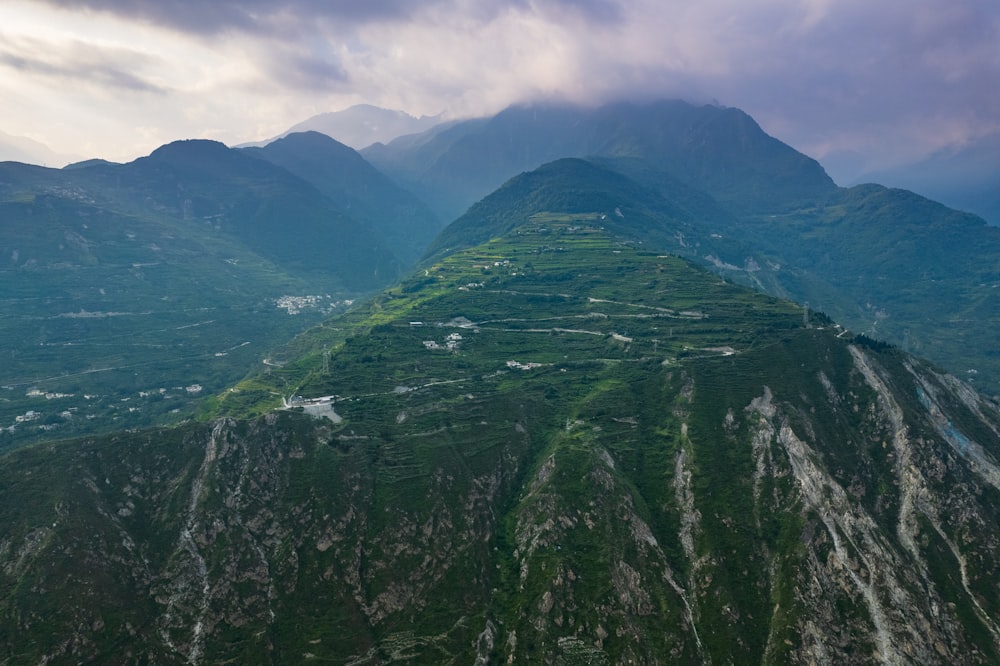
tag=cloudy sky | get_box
[1,0,998,180]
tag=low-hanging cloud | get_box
[6,0,999,174]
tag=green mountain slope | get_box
[422,157,762,265]
[363,101,1000,397]
[4,201,1000,664]
[739,184,1000,393]
[0,142,403,448]
[80,139,402,284]
[854,134,1000,226]
[421,158,1000,397]
[244,131,442,263]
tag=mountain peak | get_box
[284,104,445,149]
[136,139,276,177]
[260,130,361,160]
[146,138,230,158]
[142,138,234,165]
[62,158,120,170]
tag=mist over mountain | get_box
[363,99,836,223]
[0,129,79,168]
[851,135,1000,226]
[243,104,447,152]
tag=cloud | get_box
[37,0,624,35]
[3,0,998,173]
[267,51,351,90]
[714,0,1000,171]
[35,0,436,35]
[0,36,167,94]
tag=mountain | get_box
[112,139,402,281]
[419,158,1000,399]
[244,132,443,263]
[852,135,1000,226]
[364,101,1000,397]
[0,129,79,168]
[63,158,120,170]
[244,104,446,151]
[3,179,1000,663]
[736,184,1000,391]
[4,95,998,454]
[362,99,836,222]
[0,140,403,448]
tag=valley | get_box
[0,138,409,449]
[0,205,357,448]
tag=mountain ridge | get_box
[412,156,1000,397]
[243,131,443,263]
[852,135,1000,226]
[363,99,836,223]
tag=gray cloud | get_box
[713,1,1000,172]
[268,51,351,90]
[510,0,623,23]
[0,37,167,94]
[5,0,997,174]
[37,0,625,36]
[38,0,433,34]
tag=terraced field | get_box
[213,212,812,421]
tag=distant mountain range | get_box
[0,129,79,168]
[6,103,998,228]
[0,135,422,447]
[363,100,836,223]
[852,134,1000,226]
[241,104,447,151]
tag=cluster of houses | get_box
[422,332,464,351]
[275,295,354,315]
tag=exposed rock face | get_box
[2,341,999,664]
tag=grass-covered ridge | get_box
[212,210,810,418]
